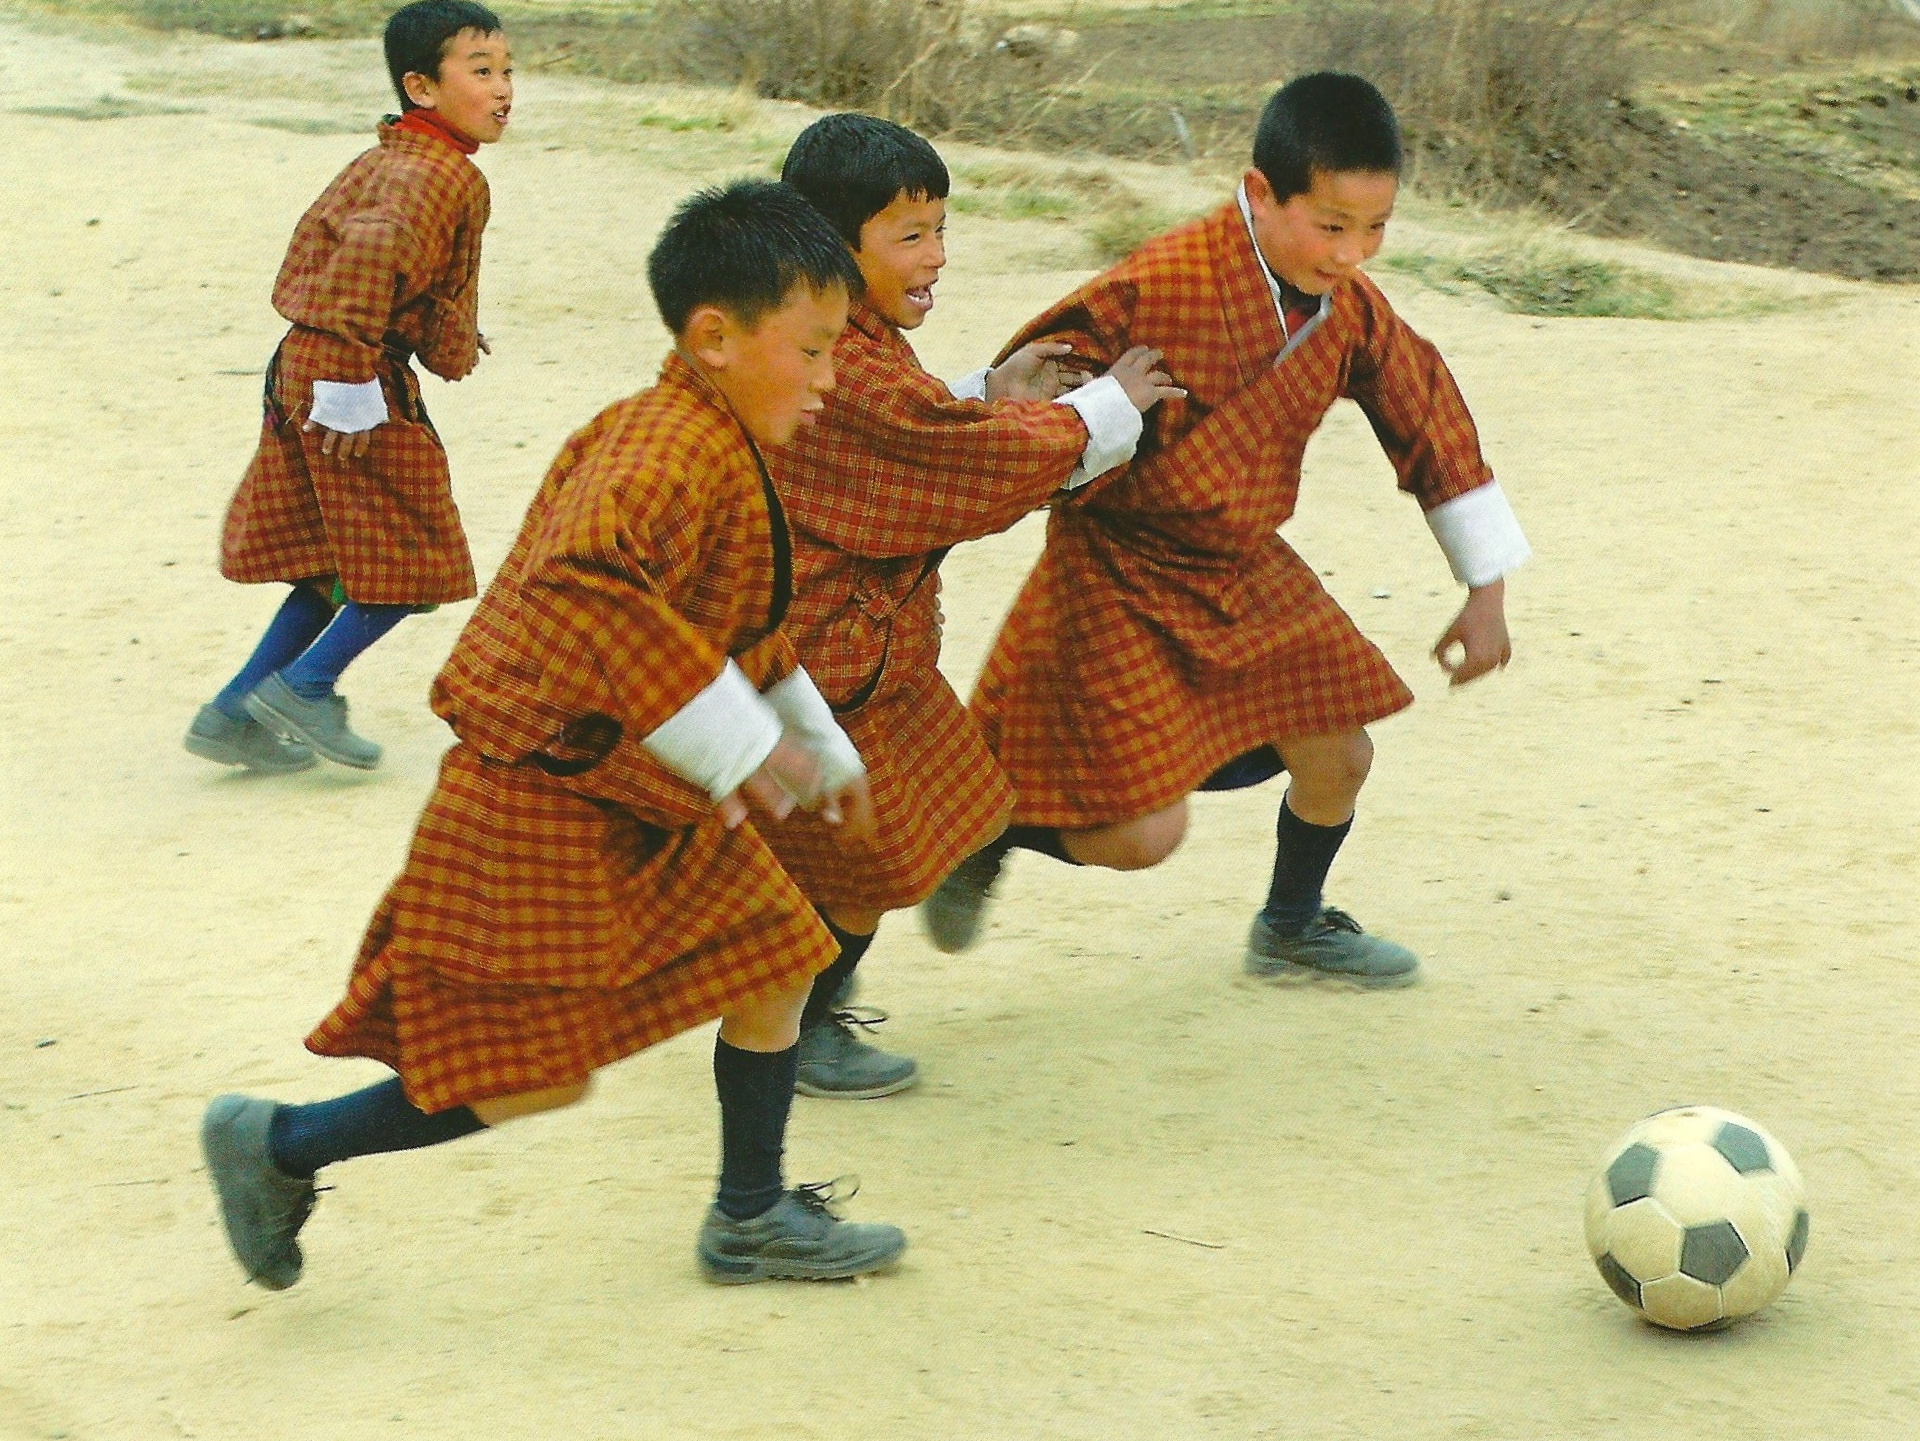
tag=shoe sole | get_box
[1242,956,1421,990]
[184,731,318,774]
[699,1240,907,1285]
[244,693,381,770]
[794,1071,920,1100]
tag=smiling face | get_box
[852,191,948,330]
[403,28,514,144]
[681,281,850,449]
[1242,165,1398,296]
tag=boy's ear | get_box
[1243,167,1277,210]
[401,69,438,109]
[680,304,733,369]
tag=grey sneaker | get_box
[245,674,381,769]
[184,703,317,773]
[796,1011,919,1099]
[200,1095,317,1290]
[920,842,1008,953]
[697,1182,906,1284]
[1244,907,1420,989]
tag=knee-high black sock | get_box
[1261,796,1352,935]
[801,915,877,1031]
[267,1076,486,1180]
[713,1037,798,1220]
[1002,824,1079,865]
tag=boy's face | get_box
[853,192,948,330]
[403,28,514,144]
[1242,166,1398,296]
[683,282,850,449]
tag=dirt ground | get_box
[2,13,1917,1441]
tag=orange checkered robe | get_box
[974,200,1495,827]
[306,355,837,1113]
[760,300,1094,912]
[220,121,489,606]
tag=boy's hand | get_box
[1432,580,1512,687]
[987,341,1078,402]
[1106,346,1186,413]
[716,736,815,830]
[820,773,878,847]
[303,418,377,460]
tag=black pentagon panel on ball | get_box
[1711,1121,1773,1175]
[1606,1143,1660,1206]
[1786,1209,1811,1273]
[1679,1220,1751,1286]
[1595,1252,1642,1310]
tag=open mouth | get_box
[904,285,935,313]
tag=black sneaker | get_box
[697,1182,906,1284]
[796,1010,918,1099]
[1244,908,1420,989]
[200,1095,318,1290]
[919,842,1008,953]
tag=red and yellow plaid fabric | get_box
[759,300,1090,908]
[306,357,834,1112]
[218,124,490,605]
[973,200,1496,827]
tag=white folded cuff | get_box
[1426,480,1531,587]
[308,378,389,434]
[1058,373,1142,490]
[945,367,992,402]
[762,667,865,799]
[640,659,782,800]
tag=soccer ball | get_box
[1584,1105,1809,1331]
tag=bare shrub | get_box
[1300,0,1650,209]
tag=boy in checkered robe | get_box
[200,181,909,1291]
[762,115,1181,1098]
[924,74,1531,987]
[185,2,507,775]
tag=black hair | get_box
[1252,72,1402,202]
[384,0,503,112]
[780,113,951,249]
[648,180,865,336]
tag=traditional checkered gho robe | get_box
[760,300,1093,911]
[220,121,489,606]
[974,200,1496,827]
[307,355,836,1113]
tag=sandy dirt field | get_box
[1,12,1917,1440]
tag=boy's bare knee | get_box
[1065,804,1187,871]
[471,1077,592,1127]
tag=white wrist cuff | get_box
[1058,374,1142,489]
[1426,480,1531,587]
[641,660,782,800]
[946,367,992,402]
[308,378,389,434]
[763,668,865,798]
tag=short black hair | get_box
[1252,72,1402,202]
[648,180,865,336]
[780,113,950,249]
[384,1,503,112]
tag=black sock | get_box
[1261,797,1352,936]
[801,915,877,1031]
[713,1037,798,1220]
[266,1076,486,1180]
[1002,824,1079,865]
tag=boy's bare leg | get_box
[1060,800,1189,871]
[1247,726,1417,987]
[719,974,812,1051]
[793,905,918,1100]
[470,1079,592,1125]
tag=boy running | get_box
[925,74,1530,987]
[186,1,508,773]
[764,115,1179,1096]
[200,180,906,1289]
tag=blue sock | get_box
[713,1038,797,1220]
[279,602,413,699]
[267,1076,485,1180]
[800,916,876,1031]
[211,585,336,719]
[1261,797,1351,935]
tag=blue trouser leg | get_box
[278,601,413,700]
[210,585,337,720]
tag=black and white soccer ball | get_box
[1584,1105,1809,1331]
